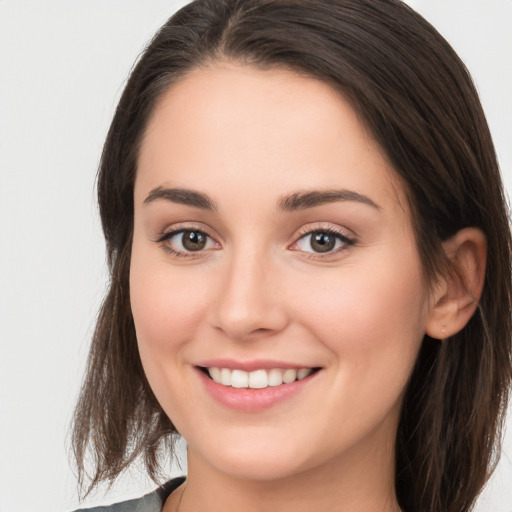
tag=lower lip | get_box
[196,368,320,412]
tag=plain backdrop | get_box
[0,1,511,511]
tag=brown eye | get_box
[310,232,336,253]
[292,229,354,255]
[181,230,207,251]
[158,228,217,256]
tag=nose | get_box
[209,249,289,340]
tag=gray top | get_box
[72,477,185,512]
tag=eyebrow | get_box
[278,189,381,212]
[144,186,217,211]
[143,186,380,213]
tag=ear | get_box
[425,228,487,340]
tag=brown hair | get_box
[72,1,512,510]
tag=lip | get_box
[196,358,317,372]
[194,362,321,412]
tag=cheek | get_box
[129,246,210,424]
[293,249,428,373]
[130,255,206,351]
[129,247,216,411]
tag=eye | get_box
[292,229,355,255]
[157,229,218,256]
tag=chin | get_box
[186,427,319,482]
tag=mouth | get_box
[198,366,321,389]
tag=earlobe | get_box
[425,228,487,340]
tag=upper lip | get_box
[196,359,320,372]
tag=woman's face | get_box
[131,63,432,482]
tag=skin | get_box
[129,63,473,512]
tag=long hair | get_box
[72,1,512,510]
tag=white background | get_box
[0,1,511,511]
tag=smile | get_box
[203,367,318,389]
[196,363,323,411]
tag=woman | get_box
[72,0,512,511]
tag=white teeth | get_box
[297,368,312,380]
[231,369,248,388]
[209,367,221,383]
[282,369,297,383]
[268,368,283,387]
[206,367,315,389]
[248,369,268,389]
[220,368,231,386]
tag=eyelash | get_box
[291,226,356,260]
[155,224,218,260]
[155,225,356,260]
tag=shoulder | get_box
[70,477,186,512]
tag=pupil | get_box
[182,231,206,251]
[311,232,335,253]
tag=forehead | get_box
[136,62,408,217]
